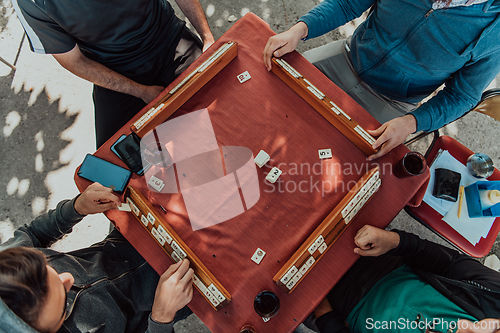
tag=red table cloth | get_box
[75,13,429,333]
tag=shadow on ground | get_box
[0,72,76,241]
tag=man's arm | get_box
[52,45,164,104]
[263,0,375,70]
[0,183,120,250]
[146,259,194,333]
[263,22,309,71]
[367,53,500,160]
[174,0,214,52]
[354,225,500,290]
[366,114,417,161]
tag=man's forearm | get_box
[0,198,84,250]
[52,45,162,103]
[175,0,214,44]
[56,54,144,97]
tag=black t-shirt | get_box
[13,0,184,71]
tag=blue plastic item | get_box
[464,181,500,218]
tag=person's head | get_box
[0,247,74,333]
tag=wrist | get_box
[150,313,174,325]
[404,114,417,133]
[133,84,150,101]
[202,33,215,44]
[389,231,401,251]
[73,195,87,216]
[151,307,175,324]
[293,21,309,40]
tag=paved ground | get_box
[1,0,499,332]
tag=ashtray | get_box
[467,153,494,179]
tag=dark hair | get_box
[0,247,49,329]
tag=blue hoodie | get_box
[299,0,500,132]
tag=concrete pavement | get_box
[1,0,499,332]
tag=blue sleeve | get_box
[0,198,85,249]
[412,54,500,132]
[298,0,376,40]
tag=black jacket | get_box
[316,230,500,332]
[0,198,171,333]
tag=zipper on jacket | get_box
[65,261,149,318]
[357,8,435,78]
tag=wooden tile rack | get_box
[131,41,238,138]
[273,167,381,292]
[271,57,378,156]
[125,186,231,310]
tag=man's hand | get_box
[139,85,165,104]
[263,22,309,71]
[74,182,121,215]
[202,39,215,52]
[151,259,194,323]
[175,0,214,53]
[366,114,417,161]
[354,225,400,257]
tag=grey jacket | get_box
[0,197,173,333]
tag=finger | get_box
[272,42,288,58]
[354,231,376,249]
[172,259,191,280]
[354,225,371,238]
[98,192,121,206]
[160,260,183,282]
[355,237,373,251]
[354,229,369,244]
[186,285,193,303]
[181,269,194,291]
[89,182,112,192]
[371,127,391,150]
[95,202,118,212]
[354,247,378,257]
[367,140,392,161]
[180,268,194,285]
[366,124,386,137]
[263,39,278,70]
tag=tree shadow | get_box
[0,72,77,241]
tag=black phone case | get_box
[77,154,132,193]
[114,133,144,175]
[432,168,461,202]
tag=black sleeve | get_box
[13,0,76,54]
[316,311,349,333]
[0,197,85,249]
[390,230,500,290]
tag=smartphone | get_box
[77,154,132,193]
[111,134,148,176]
[110,134,127,156]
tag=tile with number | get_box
[318,149,332,159]
[265,167,282,183]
